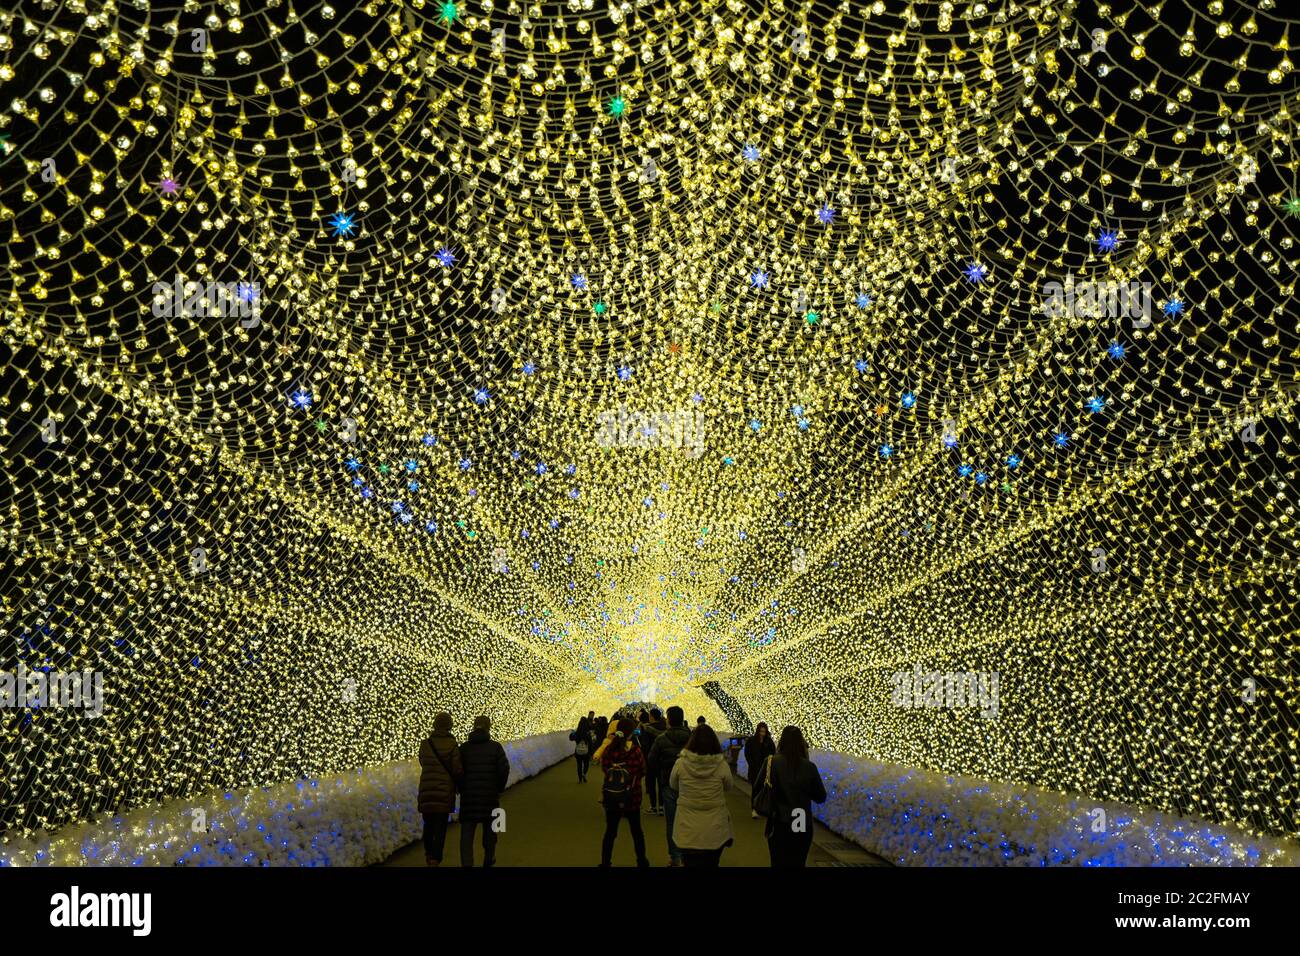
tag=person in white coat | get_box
[668,724,735,867]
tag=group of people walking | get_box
[572,708,827,867]
[416,712,510,866]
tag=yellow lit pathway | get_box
[380,757,889,867]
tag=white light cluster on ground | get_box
[738,750,1300,867]
[0,732,572,867]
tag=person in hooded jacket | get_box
[668,723,734,867]
[646,705,692,866]
[457,715,510,867]
[417,711,464,866]
[639,707,668,814]
[597,718,650,867]
[743,722,776,819]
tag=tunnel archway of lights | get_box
[1,0,1298,846]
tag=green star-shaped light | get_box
[314,419,329,433]
[805,309,820,324]
[0,134,12,156]
[1282,196,1300,218]
[710,301,722,314]
[438,2,459,24]
[378,463,391,475]
[593,301,607,315]
[608,96,627,117]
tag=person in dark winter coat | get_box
[638,708,668,813]
[743,722,776,819]
[570,716,597,782]
[417,712,464,866]
[592,715,609,744]
[457,715,511,867]
[763,725,827,868]
[646,705,694,867]
[598,718,649,867]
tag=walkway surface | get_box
[380,756,889,867]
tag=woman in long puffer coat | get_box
[669,724,735,867]
[417,711,464,866]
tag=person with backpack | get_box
[570,716,596,782]
[758,725,828,868]
[456,715,510,867]
[417,711,464,867]
[598,718,650,867]
[646,705,692,866]
[743,722,776,819]
[668,722,734,867]
[639,708,667,814]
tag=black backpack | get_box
[602,762,632,808]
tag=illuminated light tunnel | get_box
[1,0,1299,880]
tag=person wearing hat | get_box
[597,718,650,867]
[458,715,511,867]
[417,712,464,866]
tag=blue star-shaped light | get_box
[958,463,974,477]
[963,262,989,284]
[568,488,580,499]
[422,433,437,446]
[742,144,760,162]
[328,211,356,238]
[436,247,456,268]
[360,486,374,500]
[816,204,835,225]
[510,450,521,461]
[473,387,490,405]
[531,560,541,572]
[975,471,989,485]
[549,519,560,530]
[691,392,704,403]
[237,282,259,303]
[943,434,959,450]
[749,269,770,289]
[289,388,313,410]
[797,417,810,431]
[901,391,917,409]
[408,480,420,492]
[617,365,632,382]
[1095,228,1120,253]
[749,419,762,433]
[397,511,414,525]
[1086,396,1106,414]
[345,456,361,472]
[404,459,418,472]
[459,457,472,471]
[643,497,655,508]
[522,360,536,376]
[570,273,588,290]
[855,292,873,309]
[536,462,548,476]
[854,358,869,373]
[1053,432,1070,448]
[565,463,577,475]
[723,456,735,466]
[1107,341,1126,360]
[1163,297,1185,316]
[351,477,364,488]
[425,520,438,533]
[791,405,804,417]
[390,500,405,514]
[1006,454,1022,468]
[880,444,894,458]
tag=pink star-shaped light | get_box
[158,176,180,195]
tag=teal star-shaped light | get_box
[438,2,459,24]
[608,96,627,117]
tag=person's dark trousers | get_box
[645,769,659,810]
[460,818,499,867]
[767,828,814,867]
[661,785,682,863]
[575,753,591,781]
[600,807,648,866]
[422,812,450,862]
[682,847,725,867]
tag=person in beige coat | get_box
[668,723,735,867]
